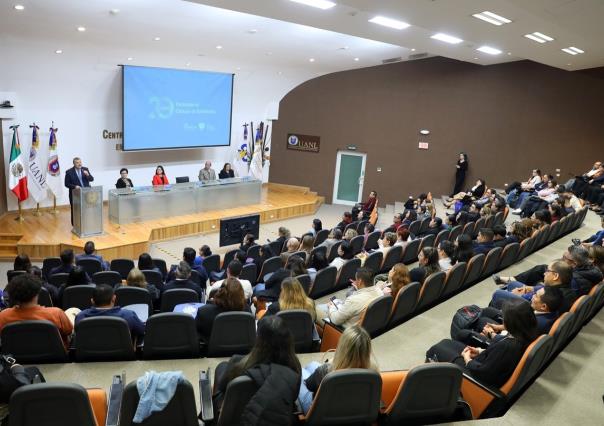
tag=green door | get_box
[334,152,366,205]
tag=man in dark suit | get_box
[163,261,203,301]
[64,157,94,225]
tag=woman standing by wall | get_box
[452,153,468,196]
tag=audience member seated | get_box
[307,252,329,282]
[49,249,77,276]
[329,241,354,271]
[419,217,444,237]
[352,190,377,221]
[196,278,251,342]
[564,161,602,191]
[374,263,412,298]
[167,247,208,288]
[588,245,604,275]
[385,213,403,233]
[506,169,543,208]
[514,178,558,217]
[410,247,441,284]
[239,233,258,253]
[137,252,162,277]
[208,260,252,300]
[335,212,353,231]
[255,254,303,301]
[319,228,343,253]
[465,203,481,223]
[58,266,92,304]
[263,277,316,321]
[309,218,322,237]
[299,325,378,413]
[254,245,276,275]
[437,241,455,271]
[491,260,575,312]
[343,228,358,242]
[0,274,73,346]
[163,261,203,301]
[492,225,510,248]
[472,228,495,255]
[298,234,314,257]
[375,232,396,257]
[426,299,538,388]
[13,253,32,273]
[393,227,410,249]
[75,284,145,338]
[549,202,566,222]
[474,188,498,208]
[284,238,300,255]
[453,234,474,264]
[126,268,160,301]
[75,241,109,271]
[572,163,604,201]
[362,223,375,245]
[401,209,418,229]
[317,267,382,328]
[29,266,59,305]
[445,179,486,209]
[194,245,213,267]
[582,216,604,247]
[273,226,291,248]
[212,316,301,420]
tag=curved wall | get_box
[269,57,604,205]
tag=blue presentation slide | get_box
[122,65,233,150]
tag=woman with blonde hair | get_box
[126,267,160,303]
[343,228,358,241]
[300,325,378,413]
[375,263,412,298]
[265,277,316,321]
[298,234,314,257]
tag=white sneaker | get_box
[512,208,522,214]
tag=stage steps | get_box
[0,233,22,258]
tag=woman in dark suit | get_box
[115,168,133,189]
[219,163,235,179]
[452,153,468,196]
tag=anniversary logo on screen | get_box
[287,134,320,153]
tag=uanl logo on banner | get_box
[287,133,320,153]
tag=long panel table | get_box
[108,177,262,224]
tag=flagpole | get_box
[33,202,41,216]
[50,195,59,214]
[15,201,24,222]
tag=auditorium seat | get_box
[74,317,136,362]
[6,269,26,282]
[401,239,420,265]
[143,313,200,359]
[419,217,431,235]
[463,254,485,287]
[92,271,122,287]
[199,374,256,426]
[441,262,467,298]
[110,259,135,279]
[1,320,68,363]
[189,269,206,291]
[141,269,163,287]
[380,364,463,425]
[291,250,308,261]
[344,221,359,233]
[38,286,53,307]
[334,258,361,290]
[472,217,487,238]
[587,282,604,320]
[257,255,282,281]
[356,220,369,234]
[480,247,503,279]
[62,284,96,310]
[415,271,447,311]
[434,229,450,247]
[206,312,256,357]
[298,369,382,426]
[115,286,153,317]
[569,295,592,336]
[160,288,198,312]
[313,229,330,247]
[417,234,435,252]
[388,282,420,327]
[408,220,421,237]
[516,237,535,261]
[327,241,343,263]
[268,240,284,256]
[462,221,476,237]
[152,258,168,278]
[308,266,337,299]
[276,309,317,353]
[295,274,312,295]
[309,245,327,266]
[380,245,403,273]
[460,334,553,419]
[246,245,261,262]
[498,242,520,270]
[48,272,69,287]
[363,251,383,276]
[42,256,62,279]
[240,263,257,286]
[349,234,365,255]
[202,254,221,276]
[484,214,495,229]
[448,225,463,243]
[77,258,103,277]
[364,230,382,251]
[9,382,107,426]
[118,379,199,426]
[548,312,575,358]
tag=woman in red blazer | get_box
[152,165,169,185]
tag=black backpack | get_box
[450,305,482,341]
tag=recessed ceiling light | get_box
[14,4,24,11]
[55,50,63,54]
[216,45,223,49]
[186,62,191,66]
[247,29,258,34]
[278,71,282,75]
[561,48,577,55]
[431,33,463,44]
[562,47,584,55]
[127,57,133,61]
[354,57,359,61]
[290,0,336,10]
[309,58,315,62]
[411,48,416,51]
[474,57,478,60]
[568,46,584,54]
[153,37,161,41]
[369,16,410,30]
[524,32,554,43]
[507,52,512,55]
[477,45,502,55]
[109,8,120,15]
[472,11,511,26]
[77,26,86,32]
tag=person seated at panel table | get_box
[218,163,235,179]
[199,161,217,181]
[115,167,133,189]
[152,165,169,186]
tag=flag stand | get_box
[15,202,25,222]
[50,195,59,214]
[33,202,42,216]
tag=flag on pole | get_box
[27,123,48,202]
[46,124,62,198]
[8,125,29,202]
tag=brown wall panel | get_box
[270,57,604,205]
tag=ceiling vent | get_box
[408,52,429,60]
[382,56,403,64]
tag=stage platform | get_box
[0,183,324,261]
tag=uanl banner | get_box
[287,133,320,153]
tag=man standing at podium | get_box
[65,157,94,225]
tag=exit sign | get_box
[418,142,429,150]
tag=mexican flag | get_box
[9,125,29,202]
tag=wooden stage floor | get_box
[0,183,323,261]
